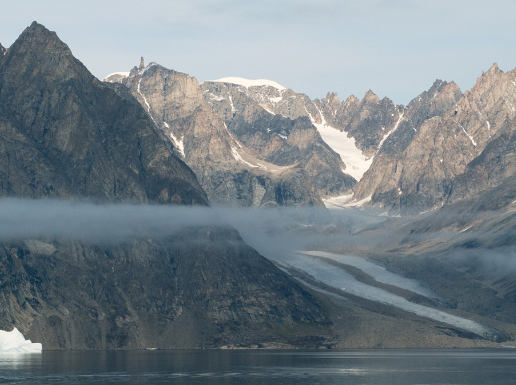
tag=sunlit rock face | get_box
[353,80,464,212]
[201,80,357,199]
[116,63,325,207]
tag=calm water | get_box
[1,349,516,384]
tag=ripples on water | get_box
[1,349,516,384]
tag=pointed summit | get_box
[140,56,144,70]
[363,89,379,104]
[0,21,89,88]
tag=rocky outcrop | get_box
[0,22,330,349]
[118,64,324,206]
[202,81,357,197]
[355,65,516,213]
[353,80,463,212]
[448,117,516,205]
[0,43,5,57]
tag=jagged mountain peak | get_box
[12,21,71,56]
[343,94,360,106]
[363,89,379,104]
[0,21,90,90]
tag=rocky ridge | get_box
[353,64,516,213]
[201,80,357,197]
[108,64,324,207]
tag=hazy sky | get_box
[2,0,515,104]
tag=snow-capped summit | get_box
[102,71,130,83]
[210,77,286,91]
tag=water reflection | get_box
[0,349,515,384]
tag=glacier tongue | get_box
[0,328,42,354]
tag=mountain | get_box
[351,64,516,213]
[0,22,330,349]
[201,79,357,198]
[106,64,324,207]
[353,80,463,212]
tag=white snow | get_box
[137,79,156,124]
[229,95,236,112]
[271,252,498,341]
[164,122,185,157]
[323,194,371,208]
[343,195,372,207]
[301,251,446,302]
[458,122,477,146]
[102,71,130,81]
[169,133,185,157]
[309,108,372,181]
[269,96,283,103]
[211,77,286,90]
[208,94,225,102]
[0,328,42,354]
[323,193,354,209]
[378,112,405,149]
[231,147,260,168]
[278,133,288,140]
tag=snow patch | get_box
[231,147,259,168]
[229,95,236,112]
[324,194,371,208]
[102,71,130,81]
[323,194,354,209]
[137,79,156,124]
[0,328,42,354]
[458,122,477,146]
[270,96,283,103]
[211,77,286,90]
[312,122,372,181]
[378,112,405,149]
[208,94,225,102]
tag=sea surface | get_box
[1,349,515,384]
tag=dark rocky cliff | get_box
[0,22,330,349]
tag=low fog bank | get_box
[0,198,350,247]
[448,247,516,277]
[3,198,516,278]
[0,198,392,245]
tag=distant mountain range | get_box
[106,58,516,216]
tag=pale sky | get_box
[1,0,515,104]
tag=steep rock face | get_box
[355,65,516,213]
[0,228,329,350]
[448,117,516,204]
[0,43,5,57]
[119,64,324,206]
[0,23,206,205]
[353,80,463,211]
[202,81,356,197]
[0,22,330,349]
